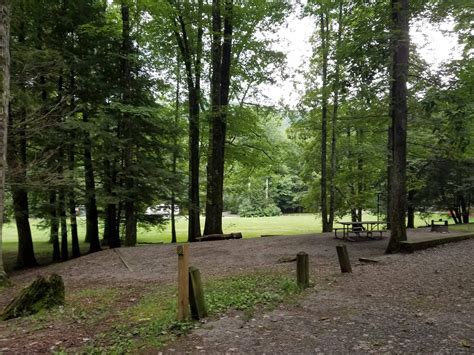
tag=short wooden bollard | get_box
[189,266,207,320]
[177,244,189,321]
[296,252,309,289]
[336,244,352,273]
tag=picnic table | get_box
[334,221,387,241]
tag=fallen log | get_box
[277,256,297,263]
[196,232,243,242]
[1,274,65,320]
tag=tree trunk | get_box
[104,157,120,248]
[67,72,79,258]
[459,195,469,224]
[58,187,68,261]
[56,75,68,261]
[50,191,60,261]
[320,12,330,233]
[106,203,120,248]
[83,112,100,253]
[0,0,9,282]
[8,108,37,268]
[386,126,392,229]
[7,8,36,269]
[171,53,180,244]
[351,208,358,222]
[329,2,343,230]
[173,2,204,242]
[386,0,409,254]
[67,142,80,258]
[204,0,233,236]
[407,189,415,228]
[121,2,137,247]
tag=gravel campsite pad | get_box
[0,232,473,353]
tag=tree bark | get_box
[320,12,330,233]
[407,189,415,228]
[329,2,343,230]
[204,0,233,236]
[58,186,68,261]
[0,0,9,279]
[83,112,101,253]
[171,53,180,244]
[121,2,137,247]
[67,141,80,257]
[8,108,37,268]
[55,75,69,262]
[173,1,204,242]
[7,7,36,269]
[386,0,409,254]
[386,126,392,229]
[50,191,60,261]
[67,72,79,258]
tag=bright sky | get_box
[262,14,463,107]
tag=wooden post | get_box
[296,252,309,289]
[177,244,189,321]
[336,244,352,273]
[189,266,207,320]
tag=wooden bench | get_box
[431,219,448,233]
[367,230,386,239]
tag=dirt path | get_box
[164,239,474,354]
[1,232,473,353]
[0,233,386,306]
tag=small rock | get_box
[460,340,471,348]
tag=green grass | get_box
[450,223,474,232]
[1,212,449,271]
[85,272,300,353]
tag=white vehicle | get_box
[145,204,180,218]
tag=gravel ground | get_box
[1,231,473,353]
[163,238,474,354]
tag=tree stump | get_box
[2,274,65,320]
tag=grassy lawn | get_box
[1,212,450,271]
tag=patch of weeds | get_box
[29,287,121,326]
[205,272,299,314]
[83,272,300,353]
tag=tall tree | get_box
[0,0,9,280]
[328,1,343,230]
[172,0,204,242]
[386,0,409,253]
[204,0,234,236]
[8,1,37,268]
[83,111,101,253]
[319,9,330,232]
[121,1,137,247]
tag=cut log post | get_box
[189,266,207,320]
[177,244,189,321]
[296,252,309,289]
[336,244,352,273]
[1,274,65,320]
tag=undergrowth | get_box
[85,272,300,353]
